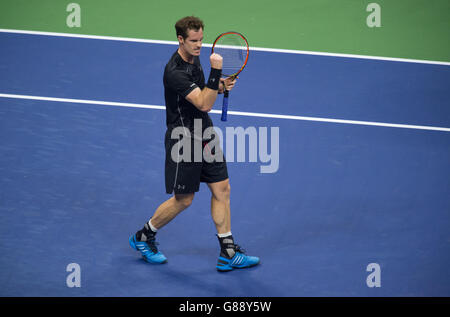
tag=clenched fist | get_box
[210,53,223,70]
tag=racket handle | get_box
[221,90,229,121]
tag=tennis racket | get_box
[211,32,249,121]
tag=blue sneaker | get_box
[216,245,260,272]
[129,234,167,264]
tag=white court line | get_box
[1,28,450,66]
[0,93,165,111]
[1,93,449,132]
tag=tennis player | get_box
[129,16,259,271]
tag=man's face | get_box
[179,28,203,56]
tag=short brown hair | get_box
[175,16,204,39]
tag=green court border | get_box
[0,0,449,63]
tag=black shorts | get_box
[164,128,228,194]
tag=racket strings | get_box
[213,34,248,77]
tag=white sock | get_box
[217,231,232,238]
[148,219,158,232]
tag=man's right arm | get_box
[185,53,223,112]
[185,86,218,113]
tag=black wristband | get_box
[206,68,222,90]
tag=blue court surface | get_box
[0,32,449,297]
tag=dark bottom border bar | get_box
[1,297,448,314]
[0,297,450,306]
